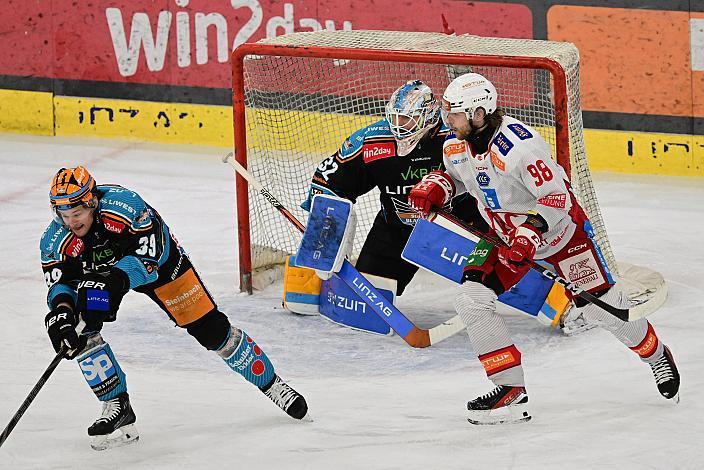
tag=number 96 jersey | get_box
[443,116,582,258]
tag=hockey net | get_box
[231,30,665,315]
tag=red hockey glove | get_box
[408,171,455,218]
[498,224,542,273]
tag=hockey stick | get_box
[0,319,86,448]
[222,152,466,347]
[0,346,67,448]
[435,211,631,322]
[223,152,304,232]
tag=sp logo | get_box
[80,351,115,384]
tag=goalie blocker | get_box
[296,194,356,277]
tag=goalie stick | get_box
[222,152,466,347]
[434,211,632,322]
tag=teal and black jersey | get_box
[302,119,451,228]
[40,184,177,309]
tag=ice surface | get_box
[1,134,702,469]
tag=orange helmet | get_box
[49,166,98,215]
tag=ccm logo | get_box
[313,209,336,260]
[567,243,588,254]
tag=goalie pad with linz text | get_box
[320,274,395,336]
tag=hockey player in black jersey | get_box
[41,166,308,450]
[302,79,482,294]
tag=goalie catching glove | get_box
[408,171,455,217]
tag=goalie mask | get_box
[441,73,497,124]
[385,80,441,156]
[49,166,99,224]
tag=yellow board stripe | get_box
[54,96,233,147]
[585,128,704,177]
[1,89,703,177]
[0,89,54,135]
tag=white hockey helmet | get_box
[441,73,497,123]
[385,80,441,156]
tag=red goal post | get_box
[230,31,626,300]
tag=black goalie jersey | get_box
[302,119,451,228]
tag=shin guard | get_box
[76,334,127,401]
[218,328,275,389]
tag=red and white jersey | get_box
[443,116,578,258]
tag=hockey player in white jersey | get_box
[408,73,680,425]
[41,167,308,450]
[297,80,587,335]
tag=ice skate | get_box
[467,385,531,425]
[87,392,139,451]
[261,375,309,420]
[649,345,680,402]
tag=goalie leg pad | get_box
[218,327,275,389]
[282,255,321,315]
[77,334,127,401]
[541,282,572,327]
[319,273,395,335]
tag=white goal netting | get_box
[232,30,664,312]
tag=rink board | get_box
[0,89,702,176]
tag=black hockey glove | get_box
[45,305,86,359]
[76,269,130,327]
